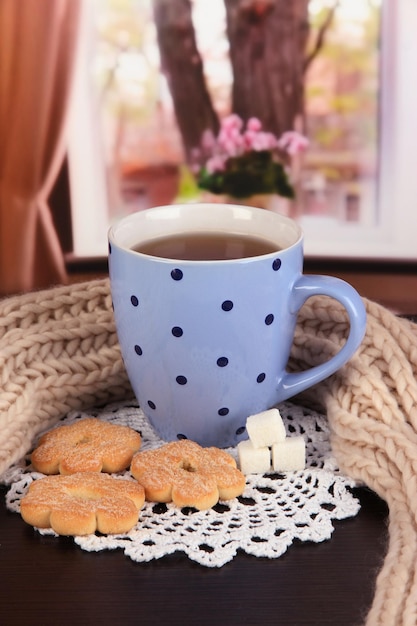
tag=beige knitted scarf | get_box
[1,277,417,626]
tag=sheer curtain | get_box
[0,0,82,296]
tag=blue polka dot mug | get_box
[108,204,366,448]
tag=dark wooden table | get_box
[0,483,388,626]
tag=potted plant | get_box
[191,114,308,211]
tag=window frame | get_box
[67,0,417,261]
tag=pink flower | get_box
[221,114,243,133]
[201,129,216,151]
[242,129,257,151]
[246,117,262,132]
[277,131,309,156]
[249,131,277,152]
[217,125,245,157]
[206,155,227,174]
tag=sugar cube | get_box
[271,436,306,472]
[246,408,286,449]
[237,439,271,475]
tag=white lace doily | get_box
[2,400,360,568]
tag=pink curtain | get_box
[0,0,82,295]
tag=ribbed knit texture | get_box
[0,279,133,474]
[1,277,416,625]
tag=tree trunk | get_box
[224,0,310,136]
[153,0,220,160]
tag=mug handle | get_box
[280,275,367,399]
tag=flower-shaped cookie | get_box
[130,439,246,510]
[31,418,141,475]
[20,472,145,535]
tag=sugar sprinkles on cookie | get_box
[31,417,142,475]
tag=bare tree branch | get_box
[303,1,339,74]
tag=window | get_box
[68,0,417,260]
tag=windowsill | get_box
[65,253,417,316]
